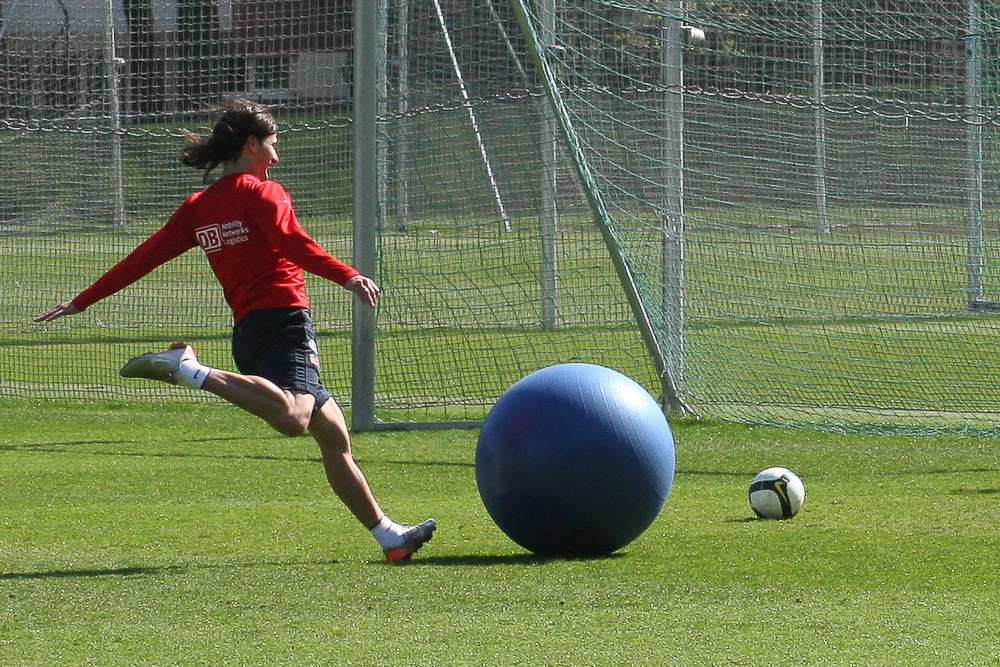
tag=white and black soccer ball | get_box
[749,467,805,519]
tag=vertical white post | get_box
[486,0,555,323]
[966,0,985,309]
[396,0,411,232]
[105,0,126,228]
[352,0,380,430]
[539,0,559,329]
[812,0,828,234]
[376,0,389,234]
[662,1,685,407]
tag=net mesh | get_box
[2,0,356,403]
[5,0,1000,435]
[370,0,656,425]
[510,0,1000,434]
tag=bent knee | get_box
[270,414,310,437]
[269,391,316,437]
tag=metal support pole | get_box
[966,0,987,309]
[539,0,559,329]
[352,0,381,430]
[812,0,829,234]
[661,0,686,409]
[105,0,126,228]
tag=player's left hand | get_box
[345,275,381,308]
[34,300,80,322]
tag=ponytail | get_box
[180,100,278,179]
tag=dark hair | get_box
[180,99,278,177]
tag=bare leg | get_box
[200,369,313,436]
[119,344,435,555]
[200,370,383,528]
[307,398,384,529]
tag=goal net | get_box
[2,0,357,405]
[370,0,1000,434]
[515,0,1000,434]
[4,0,1000,436]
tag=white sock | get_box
[370,515,407,548]
[176,359,212,389]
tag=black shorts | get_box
[231,307,332,409]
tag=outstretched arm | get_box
[34,301,81,323]
[32,219,194,325]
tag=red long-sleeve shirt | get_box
[73,172,359,324]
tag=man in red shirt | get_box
[35,100,435,561]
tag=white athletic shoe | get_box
[383,518,437,562]
[119,341,197,384]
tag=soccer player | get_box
[34,100,435,562]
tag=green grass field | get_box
[3,398,999,665]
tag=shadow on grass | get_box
[0,440,322,464]
[0,558,347,581]
[0,439,473,468]
[0,553,623,580]
[950,487,1000,495]
[17,445,1000,478]
[400,552,627,567]
[0,565,189,581]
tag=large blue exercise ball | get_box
[476,363,675,557]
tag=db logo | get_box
[195,224,223,253]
